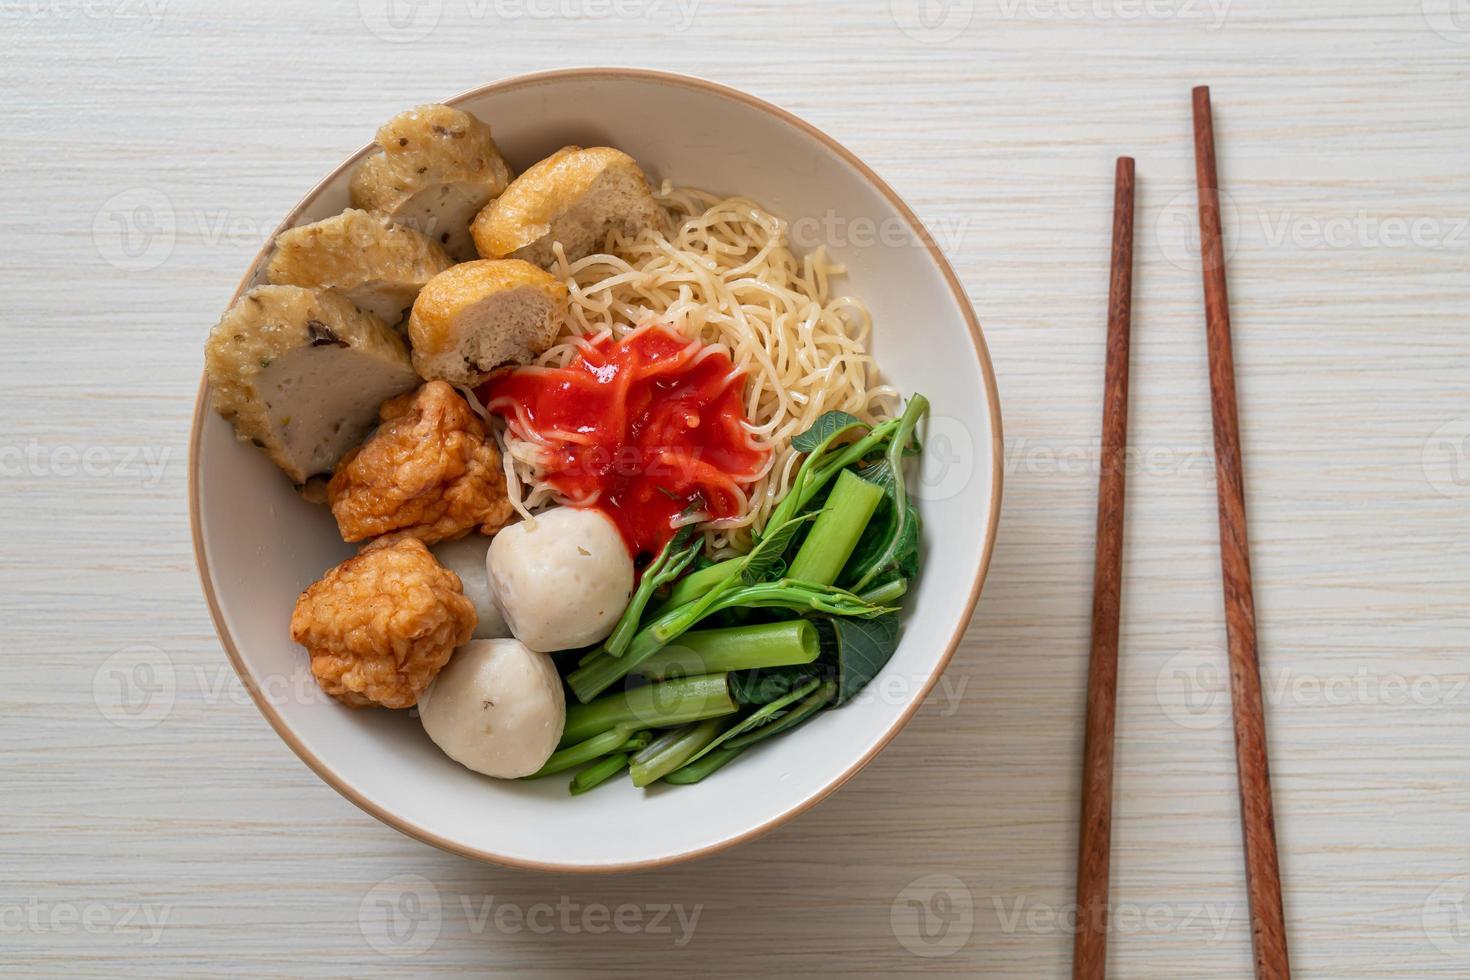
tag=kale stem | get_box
[787,470,885,585]
[663,745,746,784]
[530,725,631,778]
[628,718,727,787]
[635,621,819,681]
[568,582,890,703]
[559,673,736,747]
[568,753,630,795]
[659,558,742,611]
[858,578,908,606]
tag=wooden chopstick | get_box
[1072,156,1135,980]
[1191,85,1291,980]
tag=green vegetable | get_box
[821,614,902,705]
[530,725,631,778]
[569,753,630,795]
[724,679,836,749]
[635,621,820,680]
[678,677,823,769]
[663,746,744,784]
[843,395,929,593]
[568,582,892,703]
[604,524,702,659]
[786,469,885,585]
[858,578,908,606]
[658,559,740,612]
[729,616,900,706]
[620,730,653,753]
[666,680,835,785]
[628,718,726,787]
[560,673,737,747]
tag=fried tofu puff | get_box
[291,535,476,709]
[327,381,515,545]
[265,209,453,326]
[408,259,567,386]
[471,146,662,268]
[350,104,513,261]
[204,285,419,485]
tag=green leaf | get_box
[680,677,824,768]
[817,614,901,705]
[740,512,816,584]
[724,679,836,749]
[791,411,865,453]
[842,395,928,593]
[729,663,824,705]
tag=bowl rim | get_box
[188,66,1004,873]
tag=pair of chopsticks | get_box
[1070,88,1290,980]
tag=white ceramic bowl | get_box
[190,68,1002,872]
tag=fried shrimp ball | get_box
[327,381,516,544]
[290,536,476,709]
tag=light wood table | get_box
[4,1,1468,975]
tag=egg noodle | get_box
[493,184,900,557]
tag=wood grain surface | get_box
[4,2,1470,977]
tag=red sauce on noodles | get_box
[478,324,769,559]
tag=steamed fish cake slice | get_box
[408,259,567,386]
[204,285,418,486]
[471,146,662,268]
[265,209,453,326]
[350,104,513,261]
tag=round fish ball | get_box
[418,638,565,778]
[430,535,509,638]
[487,507,633,652]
